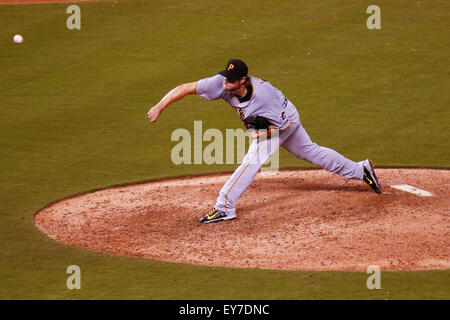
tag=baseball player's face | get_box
[223,78,244,92]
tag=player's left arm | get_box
[247,125,278,139]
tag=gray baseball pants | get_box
[214,121,365,215]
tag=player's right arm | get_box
[147,82,197,123]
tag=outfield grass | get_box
[0,0,449,299]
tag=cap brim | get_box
[219,70,240,81]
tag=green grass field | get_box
[0,0,449,299]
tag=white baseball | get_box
[13,34,23,44]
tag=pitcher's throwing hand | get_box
[147,106,162,123]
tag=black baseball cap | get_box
[219,59,248,81]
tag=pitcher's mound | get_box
[34,169,449,271]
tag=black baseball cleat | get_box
[200,208,236,224]
[362,159,382,194]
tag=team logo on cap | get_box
[228,64,235,71]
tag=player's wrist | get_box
[156,103,167,111]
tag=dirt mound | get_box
[34,169,449,271]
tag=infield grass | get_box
[0,0,449,299]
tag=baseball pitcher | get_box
[148,59,382,223]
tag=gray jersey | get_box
[196,74,299,129]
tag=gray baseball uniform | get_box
[196,74,365,216]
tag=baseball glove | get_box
[243,115,271,131]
